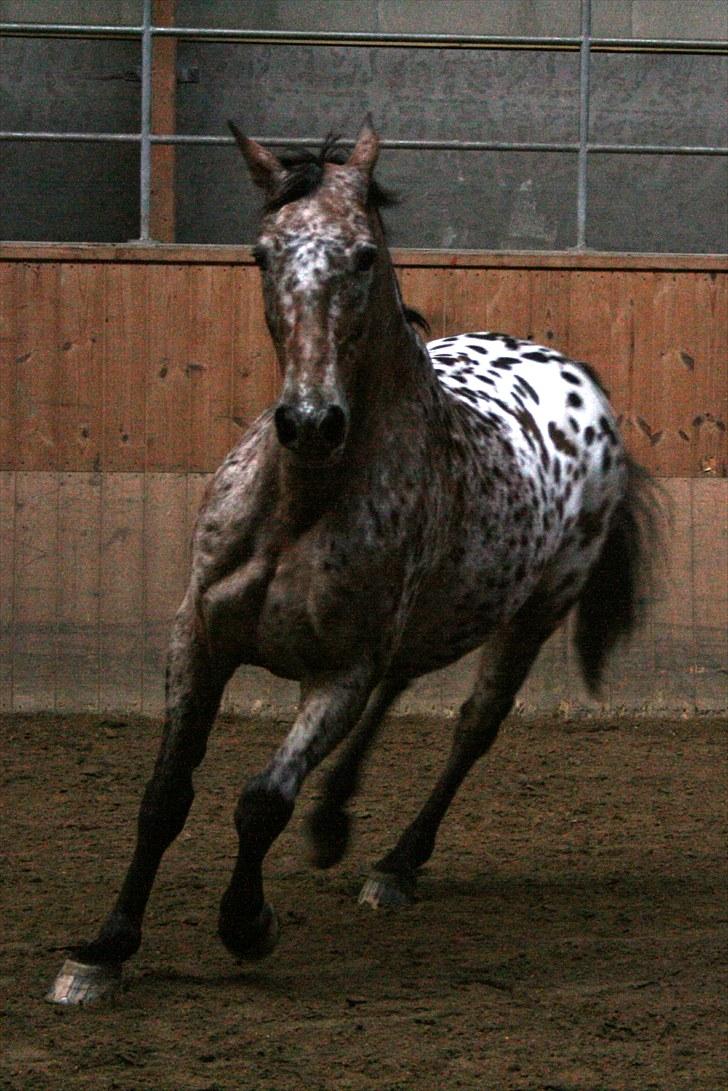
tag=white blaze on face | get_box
[260,217,374,411]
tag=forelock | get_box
[263,135,398,213]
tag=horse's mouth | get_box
[284,445,346,470]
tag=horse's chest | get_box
[251,533,394,677]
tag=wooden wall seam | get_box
[1,244,727,271]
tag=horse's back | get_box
[428,331,624,505]
[429,331,618,457]
[418,331,628,637]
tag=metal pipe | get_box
[1,132,726,156]
[576,0,592,249]
[0,21,142,37]
[166,136,582,152]
[139,0,153,240]
[1,21,726,54]
[579,143,728,155]
[0,132,141,142]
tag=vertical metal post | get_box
[576,0,592,249]
[139,0,153,240]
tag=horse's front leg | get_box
[47,600,233,1003]
[217,662,376,959]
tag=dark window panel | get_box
[175,144,577,250]
[175,42,580,145]
[0,142,139,242]
[590,53,728,148]
[0,37,141,134]
[587,155,728,253]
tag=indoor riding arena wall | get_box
[0,245,726,717]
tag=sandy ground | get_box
[1,711,726,1091]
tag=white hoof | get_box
[358,871,416,910]
[45,958,122,1006]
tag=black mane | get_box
[266,134,399,213]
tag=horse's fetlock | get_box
[218,901,279,961]
[74,911,141,966]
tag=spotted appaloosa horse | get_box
[49,119,662,1002]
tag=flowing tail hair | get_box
[575,457,668,694]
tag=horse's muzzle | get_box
[274,402,349,461]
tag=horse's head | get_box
[231,118,384,466]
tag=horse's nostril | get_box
[274,405,299,448]
[317,405,348,450]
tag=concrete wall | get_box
[1,1,726,250]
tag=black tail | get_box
[575,457,667,695]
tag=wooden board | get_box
[57,263,106,471]
[1,259,726,477]
[102,265,148,473]
[142,472,190,711]
[56,472,102,711]
[98,473,145,712]
[2,256,724,477]
[0,472,725,715]
[0,472,15,710]
[11,473,59,710]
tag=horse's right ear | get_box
[228,121,285,193]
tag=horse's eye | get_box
[252,244,269,270]
[352,244,377,273]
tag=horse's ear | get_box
[228,121,284,193]
[347,114,379,178]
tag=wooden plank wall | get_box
[0,246,726,715]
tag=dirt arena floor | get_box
[1,711,725,1091]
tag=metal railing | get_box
[1,0,726,247]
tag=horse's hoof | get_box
[358,870,416,909]
[45,957,122,1006]
[219,902,280,961]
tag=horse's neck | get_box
[355,225,438,423]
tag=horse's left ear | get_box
[228,121,285,193]
[347,114,380,178]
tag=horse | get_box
[48,118,663,1004]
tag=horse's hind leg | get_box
[359,617,550,909]
[307,677,408,869]
[48,600,233,1002]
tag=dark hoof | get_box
[46,958,122,1005]
[307,804,351,869]
[358,870,417,909]
[219,902,280,961]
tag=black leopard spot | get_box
[515,376,540,403]
[548,422,578,458]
